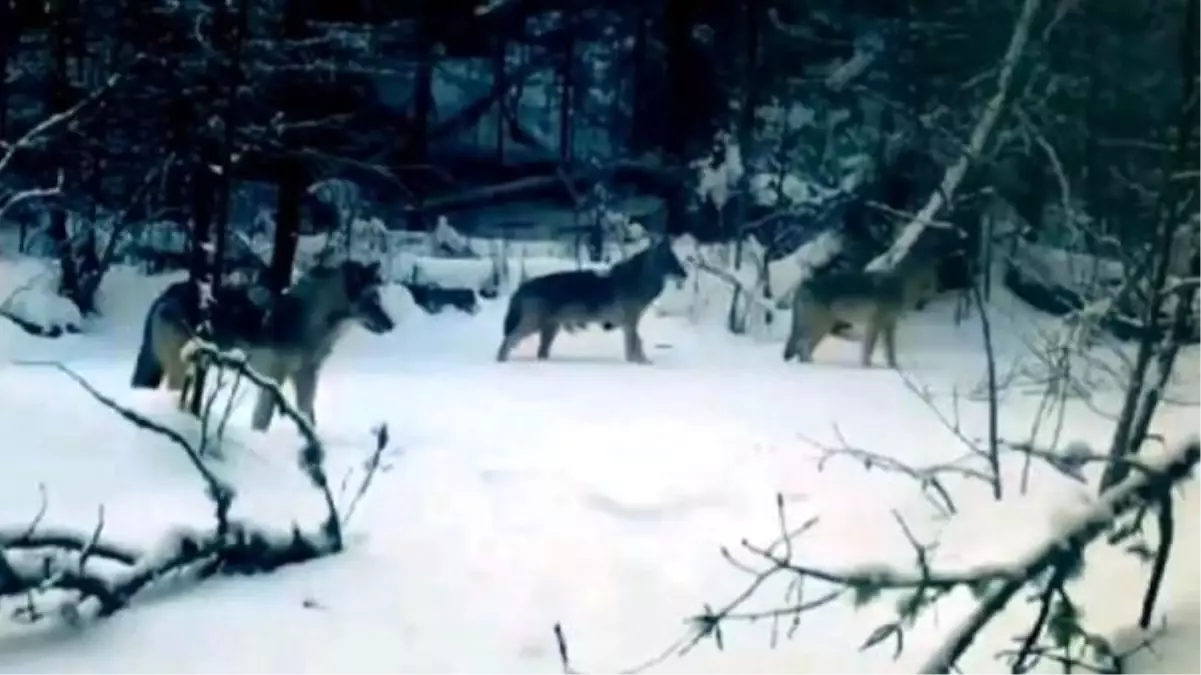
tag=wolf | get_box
[781,256,939,368]
[495,238,688,363]
[131,281,271,391]
[132,259,396,431]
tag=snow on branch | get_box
[554,435,1199,674]
[180,339,343,548]
[0,171,63,225]
[0,73,124,178]
[2,354,389,627]
[918,435,1199,673]
[0,68,128,255]
[865,0,1043,273]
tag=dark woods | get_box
[0,0,1196,339]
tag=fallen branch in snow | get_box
[181,339,342,548]
[559,435,1198,674]
[0,269,80,339]
[1,358,388,628]
[0,307,71,338]
[0,485,139,567]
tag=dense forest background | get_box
[0,2,1199,668]
[0,0,1197,318]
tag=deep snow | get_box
[0,260,1196,673]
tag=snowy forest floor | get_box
[0,260,1197,673]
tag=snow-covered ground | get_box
[0,259,1197,673]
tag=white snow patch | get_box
[0,254,1196,674]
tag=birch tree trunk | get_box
[866,0,1043,272]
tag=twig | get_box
[340,424,390,528]
[15,360,237,535]
[182,341,342,550]
[918,437,1199,673]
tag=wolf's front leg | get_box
[859,323,880,368]
[250,362,287,432]
[292,364,320,427]
[621,319,650,364]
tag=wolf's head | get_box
[335,259,396,334]
[648,238,688,282]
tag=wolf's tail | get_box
[501,294,522,336]
[130,304,164,388]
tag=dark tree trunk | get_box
[407,0,435,230]
[730,0,762,244]
[628,4,649,153]
[269,158,304,295]
[186,153,217,416]
[47,0,83,309]
[0,0,13,138]
[493,33,506,164]
[188,0,248,415]
[558,11,575,167]
[663,0,695,236]
[268,0,307,294]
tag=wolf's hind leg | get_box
[783,313,803,362]
[536,324,560,360]
[791,310,832,364]
[496,326,532,362]
[165,359,188,392]
[250,361,287,432]
[860,319,881,368]
[292,364,320,427]
[881,321,899,369]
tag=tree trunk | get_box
[47,0,83,309]
[558,13,575,167]
[628,4,649,153]
[0,0,13,138]
[493,34,506,164]
[270,159,303,294]
[186,154,217,416]
[407,0,435,230]
[1099,0,1200,490]
[269,0,306,294]
[662,0,695,236]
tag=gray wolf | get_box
[495,239,688,363]
[781,256,939,368]
[132,260,395,431]
[130,281,271,391]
